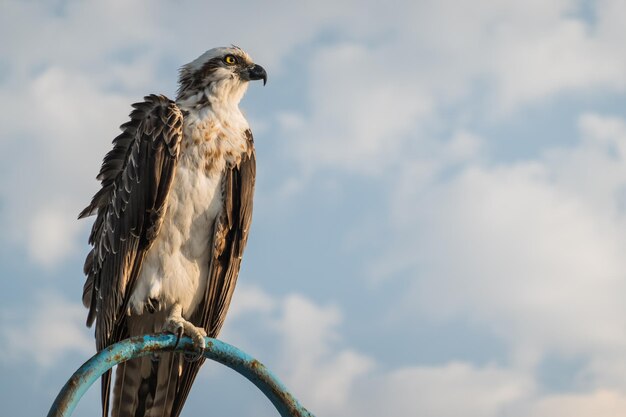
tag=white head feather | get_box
[176,46,256,108]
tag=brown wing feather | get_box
[79,94,183,417]
[170,130,256,417]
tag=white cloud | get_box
[374,112,626,377]
[27,203,84,267]
[445,130,485,163]
[227,284,276,320]
[351,362,532,417]
[225,287,531,416]
[223,285,626,417]
[0,293,92,367]
[0,66,132,266]
[271,295,374,413]
[409,0,626,110]
[512,390,626,417]
[225,289,374,414]
[279,0,626,174]
[289,42,433,175]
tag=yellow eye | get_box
[224,55,237,65]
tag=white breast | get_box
[129,103,249,318]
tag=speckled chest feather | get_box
[128,103,250,320]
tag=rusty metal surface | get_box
[47,334,314,417]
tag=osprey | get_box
[79,46,266,417]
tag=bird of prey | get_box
[79,46,267,417]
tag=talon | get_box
[162,303,206,353]
[174,326,183,349]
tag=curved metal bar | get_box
[47,334,314,417]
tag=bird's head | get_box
[176,46,267,106]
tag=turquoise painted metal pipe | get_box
[47,334,314,417]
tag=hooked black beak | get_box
[246,64,267,86]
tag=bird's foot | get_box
[162,304,207,359]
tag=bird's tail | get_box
[111,352,183,417]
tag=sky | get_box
[2,0,626,416]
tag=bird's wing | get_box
[79,94,183,417]
[200,129,256,336]
[170,129,256,417]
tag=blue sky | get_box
[2,0,626,416]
